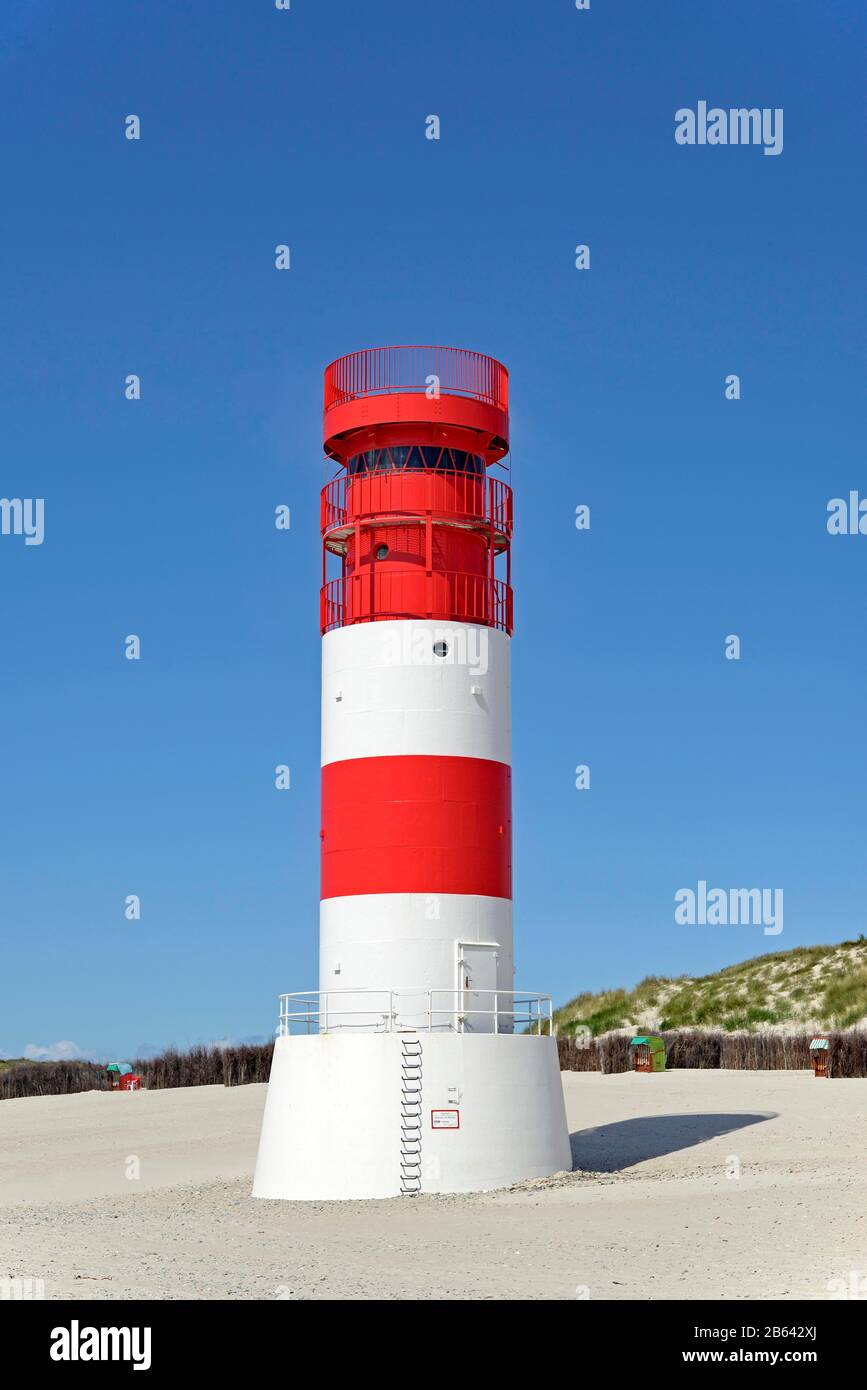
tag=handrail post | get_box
[322,992,328,1035]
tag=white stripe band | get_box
[322,619,511,767]
[320,892,514,999]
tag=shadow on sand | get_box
[570,1111,777,1172]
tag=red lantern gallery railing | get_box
[320,470,513,549]
[320,571,513,636]
[324,346,509,414]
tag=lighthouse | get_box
[253,346,571,1200]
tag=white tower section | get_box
[319,619,513,1027]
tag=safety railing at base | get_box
[277,989,554,1037]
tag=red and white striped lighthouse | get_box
[254,347,570,1201]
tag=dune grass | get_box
[556,937,867,1037]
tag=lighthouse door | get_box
[457,943,499,1034]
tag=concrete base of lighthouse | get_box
[252,1033,572,1201]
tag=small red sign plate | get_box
[430,1109,460,1130]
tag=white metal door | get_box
[458,943,499,1033]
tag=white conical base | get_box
[253,1032,571,1201]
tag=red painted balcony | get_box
[323,347,510,464]
[320,570,513,636]
[324,346,508,413]
[321,469,513,555]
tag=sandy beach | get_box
[1,1070,864,1300]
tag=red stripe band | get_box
[321,755,511,900]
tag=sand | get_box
[1,1070,864,1300]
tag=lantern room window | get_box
[347,446,485,475]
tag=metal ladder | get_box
[399,1037,423,1195]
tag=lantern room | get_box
[319,346,513,636]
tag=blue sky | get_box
[1,1,864,1060]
